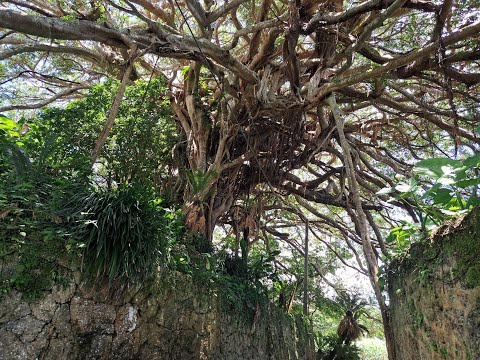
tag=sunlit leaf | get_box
[438,177,455,186]
[395,182,414,194]
[376,187,394,195]
[440,165,455,176]
[414,158,461,178]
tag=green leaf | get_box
[466,196,480,208]
[428,188,452,204]
[0,116,17,129]
[455,169,468,181]
[463,154,480,168]
[414,158,462,178]
[385,233,396,244]
[455,177,480,188]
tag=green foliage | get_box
[0,80,189,290]
[1,115,184,292]
[0,115,21,142]
[248,249,280,281]
[378,154,480,256]
[215,273,268,321]
[385,222,422,256]
[71,185,181,283]
[23,77,177,191]
[334,290,369,319]
[311,288,385,359]
[316,333,361,360]
[312,289,374,326]
[186,169,218,196]
[0,116,31,178]
[216,242,280,282]
[356,339,388,360]
[168,247,282,322]
[0,170,80,301]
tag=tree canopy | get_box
[1,1,479,358]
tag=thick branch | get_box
[0,10,128,47]
[305,0,438,33]
[91,56,135,165]
[307,20,480,105]
[281,182,382,211]
[0,86,88,112]
[207,0,249,23]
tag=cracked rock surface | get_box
[388,210,480,360]
[0,273,313,359]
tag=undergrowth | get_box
[0,171,277,313]
[0,175,77,301]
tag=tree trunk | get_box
[303,218,309,316]
[91,51,136,166]
[328,94,396,360]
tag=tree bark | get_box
[303,218,309,316]
[91,52,136,166]
[327,94,396,360]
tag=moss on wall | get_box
[388,208,480,360]
[0,270,315,360]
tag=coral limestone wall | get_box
[0,273,312,359]
[388,209,480,360]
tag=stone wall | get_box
[388,209,480,360]
[0,272,313,360]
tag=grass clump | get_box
[71,185,182,283]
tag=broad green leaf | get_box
[455,177,480,188]
[414,158,462,178]
[395,178,418,194]
[466,196,480,208]
[385,233,396,244]
[395,187,412,197]
[463,154,480,168]
[455,169,468,181]
[0,116,17,129]
[428,188,452,204]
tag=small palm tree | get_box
[337,310,363,345]
[336,291,370,345]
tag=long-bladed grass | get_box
[72,185,178,283]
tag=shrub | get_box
[71,185,181,283]
[315,333,361,360]
[0,171,81,301]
